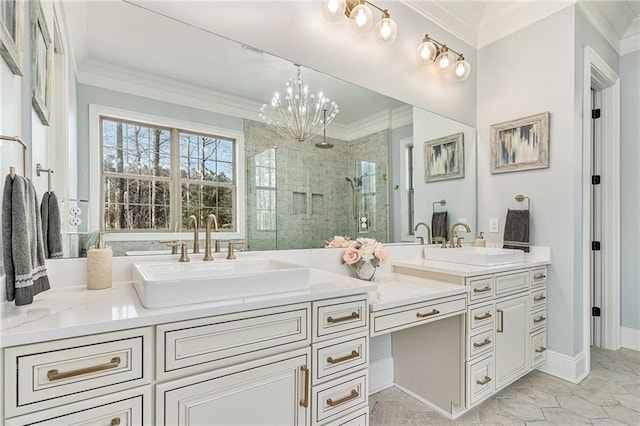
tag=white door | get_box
[591,88,603,347]
[162,351,310,426]
[494,295,528,389]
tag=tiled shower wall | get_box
[245,120,389,250]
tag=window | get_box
[99,112,241,233]
[254,148,276,231]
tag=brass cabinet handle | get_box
[533,315,546,323]
[534,273,546,280]
[474,312,492,321]
[327,350,359,365]
[534,294,546,301]
[47,357,121,381]
[497,309,504,333]
[476,376,492,386]
[473,286,492,293]
[110,418,121,426]
[300,365,309,408]
[535,346,547,353]
[473,338,492,348]
[327,312,359,324]
[326,389,359,407]
[416,309,440,318]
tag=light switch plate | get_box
[489,218,499,233]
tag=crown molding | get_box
[400,0,478,48]
[347,104,413,141]
[621,18,640,55]
[577,1,622,54]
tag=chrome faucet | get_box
[449,222,471,248]
[414,222,431,245]
[187,215,200,254]
[203,214,219,261]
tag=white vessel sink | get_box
[424,246,524,266]
[132,258,311,308]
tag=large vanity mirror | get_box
[55,1,476,257]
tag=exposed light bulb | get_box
[416,35,437,64]
[454,55,471,81]
[349,2,372,32]
[321,0,346,21]
[374,11,397,44]
[436,46,455,71]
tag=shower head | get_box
[345,177,352,182]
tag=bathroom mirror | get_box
[54,1,476,257]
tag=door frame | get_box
[581,46,620,366]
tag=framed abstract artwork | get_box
[490,112,549,173]
[31,0,51,126]
[424,132,464,182]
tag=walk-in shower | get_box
[346,173,368,236]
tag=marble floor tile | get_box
[370,347,639,426]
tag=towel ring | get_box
[432,199,446,212]
[514,194,530,210]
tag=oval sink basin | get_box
[132,258,311,308]
[424,246,524,266]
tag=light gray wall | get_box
[76,83,244,200]
[477,7,578,357]
[619,50,640,331]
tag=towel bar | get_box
[432,199,446,211]
[37,163,54,192]
[1,135,27,178]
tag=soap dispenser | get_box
[87,232,113,290]
[475,232,486,247]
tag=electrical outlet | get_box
[69,216,81,226]
[489,218,499,233]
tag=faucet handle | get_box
[434,237,447,248]
[179,243,190,262]
[456,236,464,248]
[227,240,245,260]
[160,240,179,255]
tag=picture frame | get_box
[31,0,51,126]
[490,111,549,173]
[424,132,464,182]
[0,0,23,75]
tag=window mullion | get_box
[170,129,182,231]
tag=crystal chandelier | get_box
[259,66,339,142]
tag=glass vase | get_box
[355,262,376,281]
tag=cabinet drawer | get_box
[530,287,547,310]
[467,328,493,360]
[5,387,151,426]
[530,330,547,368]
[468,302,494,331]
[370,295,466,337]
[313,333,368,384]
[158,303,310,380]
[312,370,368,424]
[530,307,547,332]
[467,355,494,407]
[314,295,368,342]
[495,270,529,295]
[4,328,152,418]
[320,406,368,426]
[531,267,547,288]
[468,275,494,303]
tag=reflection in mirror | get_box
[54,1,476,257]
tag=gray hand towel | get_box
[503,209,530,253]
[431,211,448,241]
[2,175,50,305]
[41,191,63,258]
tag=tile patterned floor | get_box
[369,347,640,425]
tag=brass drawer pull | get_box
[326,389,359,407]
[327,350,359,364]
[533,315,546,323]
[473,338,492,348]
[111,418,121,426]
[473,286,492,293]
[534,273,546,280]
[327,312,360,324]
[474,312,492,321]
[47,357,121,381]
[497,309,504,333]
[476,375,492,386]
[534,294,546,301]
[535,346,547,353]
[300,365,309,408]
[416,309,440,318]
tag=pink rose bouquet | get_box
[327,236,387,280]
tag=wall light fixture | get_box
[417,34,471,81]
[322,0,397,44]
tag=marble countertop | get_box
[392,247,551,278]
[0,268,376,348]
[369,273,468,312]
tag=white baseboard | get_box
[368,357,394,395]
[537,350,588,384]
[621,327,640,351]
